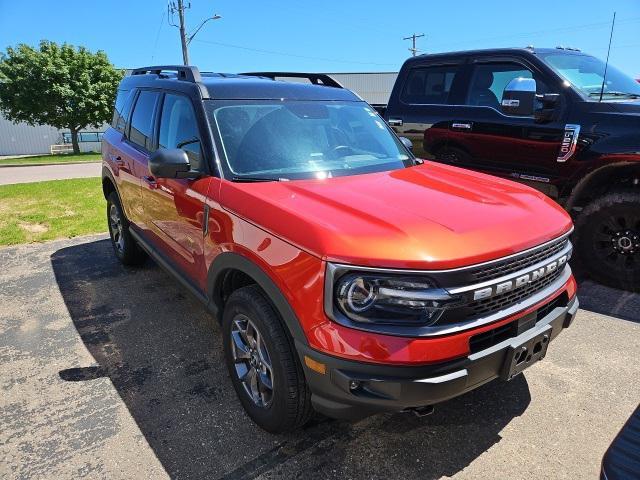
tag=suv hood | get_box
[220,162,572,270]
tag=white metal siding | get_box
[326,72,398,104]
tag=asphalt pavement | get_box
[1,234,639,479]
[0,162,101,185]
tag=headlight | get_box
[334,273,452,326]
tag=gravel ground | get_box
[1,234,638,480]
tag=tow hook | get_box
[407,405,434,417]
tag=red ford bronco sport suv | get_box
[102,66,578,433]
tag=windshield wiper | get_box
[230,175,279,183]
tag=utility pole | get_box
[403,33,425,57]
[168,1,222,66]
[177,0,190,65]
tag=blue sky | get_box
[1,0,639,77]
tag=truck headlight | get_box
[334,273,452,326]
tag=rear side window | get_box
[158,94,203,171]
[401,65,459,104]
[129,90,159,150]
[111,89,133,133]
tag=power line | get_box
[193,38,396,66]
[150,8,166,63]
[403,33,425,56]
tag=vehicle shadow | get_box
[52,239,532,480]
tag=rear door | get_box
[444,57,569,195]
[387,62,464,159]
[118,89,161,226]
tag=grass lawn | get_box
[0,152,102,166]
[0,177,106,246]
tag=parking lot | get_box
[1,234,639,479]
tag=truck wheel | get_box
[574,191,640,292]
[434,146,470,165]
[222,285,313,433]
[106,192,146,266]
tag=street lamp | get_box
[187,14,222,45]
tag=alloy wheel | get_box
[594,214,640,270]
[230,314,274,408]
[109,204,125,253]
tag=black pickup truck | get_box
[377,47,640,292]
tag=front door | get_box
[444,60,568,197]
[141,92,212,288]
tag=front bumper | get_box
[297,296,579,420]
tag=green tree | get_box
[0,41,122,154]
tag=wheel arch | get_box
[207,252,308,345]
[566,162,640,211]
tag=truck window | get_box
[128,90,159,151]
[466,63,547,109]
[158,94,203,171]
[401,66,459,105]
[111,89,134,134]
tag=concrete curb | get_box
[0,161,102,168]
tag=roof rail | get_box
[240,72,343,89]
[130,65,202,83]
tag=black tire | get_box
[106,191,146,266]
[574,191,640,292]
[222,285,313,433]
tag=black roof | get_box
[119,66,361,102]
[404,46,588,64]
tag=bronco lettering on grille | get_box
[472,255,568,301]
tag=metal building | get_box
[325,72,398,105]
[0,114,105,156]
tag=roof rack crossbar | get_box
[240,72,343,89]
[130,65,202,83]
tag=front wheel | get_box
[574,191,640,292]
[222,285,313,433]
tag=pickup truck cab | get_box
[383,47,640,292]
[102,66,578,432]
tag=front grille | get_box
[469,266,564,316]
[469,237,569,283]
[469,293,568,354]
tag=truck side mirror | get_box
[399,136,413,151]
[501,78,536,116]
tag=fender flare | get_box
[206,252,309,345]
[565,161,639,210]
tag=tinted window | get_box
[467,63,548,108]
[401,65,459,104]
[129,90,159,150]
[158,94,202,170]
[111,89,134,133]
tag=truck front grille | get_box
[469,236,569,283]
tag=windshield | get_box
[206,100,414,181]
[538,52,640,100]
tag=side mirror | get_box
[149,148,192,178]
[399,136,413,151]
[534,93,560,123]
[501,77,536,116]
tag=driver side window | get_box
[466,63,548,110]
[158,94,203,171]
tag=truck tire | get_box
[106,192,146,266]
[574,191,640,292]
[222,285,313,433]
[434,146,471,165]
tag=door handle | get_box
[451,122,472,130]
[388,118,403,127]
